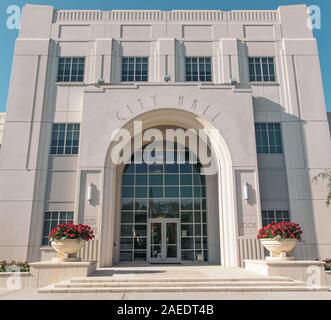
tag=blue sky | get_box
[0,0,330,112]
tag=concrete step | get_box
[39,285,327,293]
[69,276,292,283]
[38,273,329,293]
[54,280,304,288]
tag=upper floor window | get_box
[185,57,212,82]
[57,57,85,82]
[51,123,80,155]
[249,57,275,82]
[262,210,290,227]
[121,57,148,82]
[255,123,283,154]
[42,211,74,246]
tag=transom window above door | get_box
[121,57,149,82]
[185,57,212,82]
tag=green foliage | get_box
[313,171,331,207]
[325,259,331,271]
[0,261,30,272]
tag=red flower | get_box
[257,221,303,241]
[49,223,95,241]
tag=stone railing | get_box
[238,237,265,267]
[78,238,99,262]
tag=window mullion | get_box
[198,57,201,82]
[267,58,271,82]
[260,58,264,82]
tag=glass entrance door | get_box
[148,218,180,263]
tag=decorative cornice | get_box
[53,9,279,24]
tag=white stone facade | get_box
[0,4,330,267]
[0,113,5,146]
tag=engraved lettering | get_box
[116,111,127,121]
[137,99,144,110]
[178,95,184,108]
[191,99,198,110]
[150,95,157,107]
[212,112,221,122]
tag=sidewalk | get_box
[1,287,331,300]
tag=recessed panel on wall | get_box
[183,25,212,40]
[78,170,101,237]
[59,25,91,41]
[120,25,152,39]
[246,41,276,57]
[46,171,77,203]
[244,25,275,39]
[235,170,260,237]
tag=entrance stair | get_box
[38,265,328,293]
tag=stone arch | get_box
[100,108,238,267]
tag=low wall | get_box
[0,272,30,288]
[326,271,331,286]
[245,260,327,287]
[29,261,97,288]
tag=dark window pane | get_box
[50,123,80,155]
[249,57,275,82]
[122,57,148,82]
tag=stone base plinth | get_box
[244,260,327,286]
[29,261,97,288]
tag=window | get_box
[255,123,283,154]
[57,57,85,82]
[262,210,290,227]
[51,123,80,155]
[121,57,148,82]
[249,57,275,82]
[42,211,74,246]
[120,143,208,262]
[185,57,212,82]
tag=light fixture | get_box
[87,183,93,203]
[243,183,249,201]
[164,74,171,82]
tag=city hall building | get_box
[0,4,330,268]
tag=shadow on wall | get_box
[253,96,319,260]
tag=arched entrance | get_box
[101,108,237,267]
[120,143,208,263]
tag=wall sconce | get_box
[87,183,93,203]
[243,183,249,201]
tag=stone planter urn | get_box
[260,238,298,261]
[51,239,86,262]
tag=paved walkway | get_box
[90,264,272,280]
[1,265,330,300]
[1,288,331,300]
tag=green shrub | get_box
[0,261,30,272]
[325,259,331,271]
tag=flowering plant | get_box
[49,223,95,241]
[257,221,303,241]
